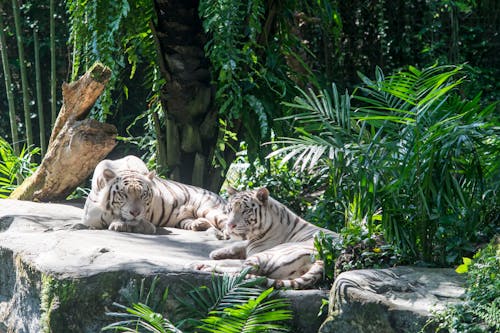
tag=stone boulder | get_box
[0,199,327,333]
[319,266,466,333]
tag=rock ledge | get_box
[0,199,326,332]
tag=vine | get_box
[66,0,163,121]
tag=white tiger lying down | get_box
[195,187,339,289]
[82,155,227,235]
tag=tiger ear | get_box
[147,171,156,180]
[226,186,238,196]
[255,187,269,205]
[102,168,117,182]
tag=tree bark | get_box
[9,63,117,201]
[152,0,225,191]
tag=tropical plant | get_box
[271,65,499,265]
[198,288,292,333]
[428,237,500,332]
[355,65,499,264]
[67,0,161,120]
[0,138,39,197]
[225,143,326,217]
[104,269,292,333]
[269,83,377,232]
[175,267,266,328]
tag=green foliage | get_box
[356,65,499,264]
[198,288,292,333]
[104,269,292,333]
[225,145,325,218]
[314,225,401,283]
[272,65,499,265]
[103,302,180,333]
[67,0,163,121]
[269,83,377,232]
[199,0,304,164]
[313,231,341,282]
[429,238,500,332]
[175,267,266,329]
[0,137,39,197]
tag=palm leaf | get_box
[175,267,266,328]
[103,302,181,333]
[198,288,292,333]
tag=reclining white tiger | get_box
[195,187,339,289]
[82,155,227,236]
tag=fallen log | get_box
[10,63,117,201]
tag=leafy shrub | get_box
[315,225,402,283]
[272,65,499,266]
[104,269,292,333]
[0,138,39,198]
[430,237,500,332]
[225,145,329,222]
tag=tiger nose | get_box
[130,208,141,217]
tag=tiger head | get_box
[224,187,270,240]
[100,169,155,225]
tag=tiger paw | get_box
[108,221,131,233]
[188,262,214,272]
[132,221,156,234]
[209,248,232,260]
[206,226,228,240]
[190,218,212,231]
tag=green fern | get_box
[473,300,500,331]
[103,302,181,333]
[175,267,266,328]
[103,269,292,333]
[66,0,162,120]
[198,288,292,333]
[0,138,39,197]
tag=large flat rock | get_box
[0,199,327,332]
[318,266,466,333]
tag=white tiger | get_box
[195,187,339,289]
[82,155,227,235]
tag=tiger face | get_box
[103,169,155,225]
[225,188,270,240]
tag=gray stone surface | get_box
[319,266,466,333]
[0,199,326,333]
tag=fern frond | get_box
[175,267,266,326]
[198,288,292,333]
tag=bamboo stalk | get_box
[50,0,57,127]
[12,0,33,148]
[33,28,46,156]
[0,5,20,156]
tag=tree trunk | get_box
[152,0,228,192]
[9,63,117,201]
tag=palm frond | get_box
[175,267,266,328]
[198,288,292,333]
[103,302,181,333]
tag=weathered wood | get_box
[10,63,117,201]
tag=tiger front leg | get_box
[178,218,213,231]
[131,220,156,234]
[108,220,133,233]
[209,241,247,260]
[108,219,156,234]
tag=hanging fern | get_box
[66,0,163,120]
[199,0,302,162]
